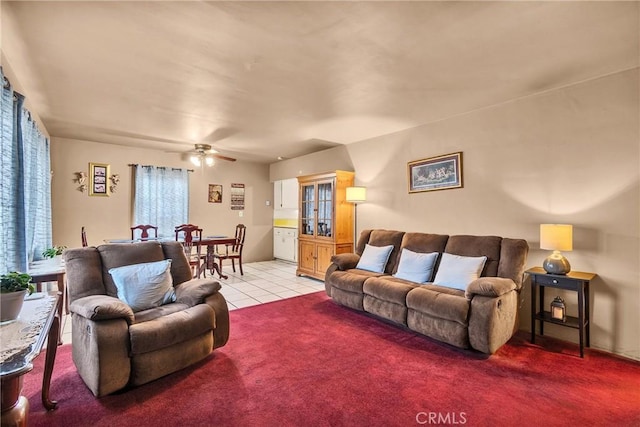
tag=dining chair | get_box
[81,226,88,247]
[174,224,206,278]
[131,224,158,240]
[213,224,246,276]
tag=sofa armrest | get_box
[175,278,222,307]
[70,295,135,324]
[331,253,360,271]
[465,277,517,299]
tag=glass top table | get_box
[1,292,61,422]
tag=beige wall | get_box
[50,138,274,263]
[271,69,640,360]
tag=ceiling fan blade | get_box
[212,153,237,162]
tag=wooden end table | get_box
[526,267,597,357]
[1,292,61,425]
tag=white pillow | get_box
[356,244,395,273]
[393,249,439,283]
[108,259,176,312]
[433,253,487,291]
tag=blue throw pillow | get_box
[108,259,176,312]
[393,249,439,283]
[356,244,395,273]
[433,253,487,291]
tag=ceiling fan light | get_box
[205,156,215,166]
[190,155,201,166]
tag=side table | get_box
[1,292,61,426]
[526,267,597,357]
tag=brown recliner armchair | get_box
[64,241,230,397]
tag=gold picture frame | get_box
[408,152,463,193]
[89,162,110,197]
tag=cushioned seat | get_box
[325,229,529,354]
[129,304,215,355]
[406,286,468,324]
[64,241,230,396]
[363,276,419,324]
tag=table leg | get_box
[585,281,591,348]
[539,285,545,337]
[530,280,536,344]
[207,245,228,280]
[42,314,59,410]
[577,283,585,358]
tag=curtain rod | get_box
[128,163,194,172]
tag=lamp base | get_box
[543,250,571,275]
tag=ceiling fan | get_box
[185,144,236,167]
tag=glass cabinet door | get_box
[300,183,315,236]
[317,181,333,238]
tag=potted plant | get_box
[42,245,67,259]
[0,272,35,323]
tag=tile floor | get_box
[60,260,324,344]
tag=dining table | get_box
[104,235,238,280]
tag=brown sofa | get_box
[64,241,229,396]
[325,229,529,354]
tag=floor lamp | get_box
[346,186,367,249]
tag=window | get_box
[0,69,52,272]
[133,165,189,238]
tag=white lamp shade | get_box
[540,224,573,251]
[346,186,367,203]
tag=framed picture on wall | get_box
[408,152,463,193]
[89,162,110,196]
[208,184,223,203]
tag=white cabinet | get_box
[274,178,298,209]
[274,227,298,262]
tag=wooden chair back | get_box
[233,224,247,254]
[174,224,205,277]
[131,224,158,240]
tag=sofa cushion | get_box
[363,276,419,305]
[444,235,501,277]
[356,244,395,273]
[330,269,386,294]
[98,241,167,297]
[129,304,215,355]
[109,259,177,312]
[393,249,439,283]
[433,253,487,291]
[366,230,406,274]
[406,286,469,325]
[133,302,191,324]
[396,232,449,273]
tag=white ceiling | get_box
[2,1,638,163]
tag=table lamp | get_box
[540,224,573,275]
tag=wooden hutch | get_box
[296,170,355,280]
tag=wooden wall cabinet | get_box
[296,170,354,280]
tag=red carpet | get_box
[23,292,640,426]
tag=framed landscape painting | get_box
[408,152,463,193]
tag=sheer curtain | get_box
[0,68,52,273]
[133,165,189,238]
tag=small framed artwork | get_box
[408,152,463,193]
[208,184,223,203]
[89,162,110,196]
[230,183,245,210]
